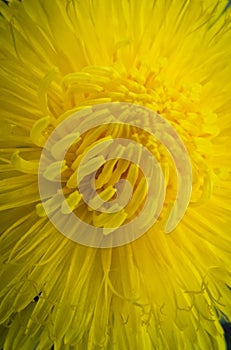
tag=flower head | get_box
[0,0,231,349]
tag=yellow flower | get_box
[0,0,231,349]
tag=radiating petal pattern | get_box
[0,0,231,349]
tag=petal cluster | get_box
[0,1,231,349]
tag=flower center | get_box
[12,61,220,229]
[36,102,193,247]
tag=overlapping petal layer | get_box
[0,1,231,349]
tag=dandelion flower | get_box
[0,0,231,349]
